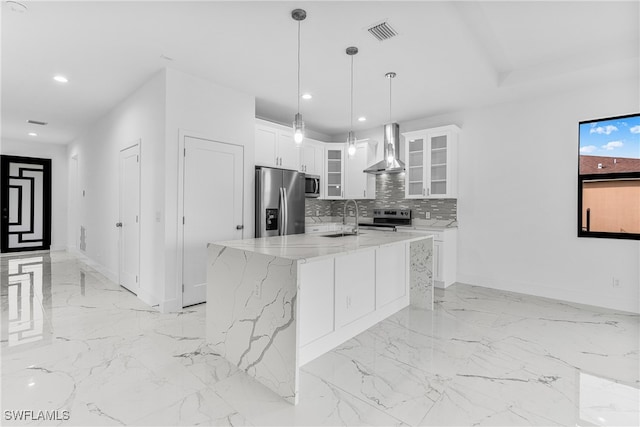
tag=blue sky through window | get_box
[579,114,640,159]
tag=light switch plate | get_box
[425,212,431,219]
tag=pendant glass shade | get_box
[347,131,357,156]
[293,113,305,145]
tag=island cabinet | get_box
[298,242,408,366]
[207,230,433,405]
[335,250,376,327]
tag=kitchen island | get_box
[206,230,433,404]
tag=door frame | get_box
[118,140,141,294]
[176,130,245,309]
[1,155,52,253]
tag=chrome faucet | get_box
[343,199,359,235]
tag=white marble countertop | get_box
[210,230,433,262]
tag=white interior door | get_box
[182,137,243,307]
[118,144,140,294]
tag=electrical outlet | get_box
[612,277,620,288]
[425,212,431,220]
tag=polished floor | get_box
[1,251,638,426]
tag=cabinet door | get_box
[325,146,344,199]
[255,125,278,167]
[300,144,315,173]
[427,132,449,197]
[312,144,324,177]
[299,258,335,346]
[278,131,299,170]
[405,136,426,198]
[376,244,407,308]
[344,143,368,199]
[335,250,375,328]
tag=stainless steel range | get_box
[359,208,412,231]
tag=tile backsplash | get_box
[305,173,457,221]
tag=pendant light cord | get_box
[350,55,354,131]
[297,20,301,114]
[389,76,392,123]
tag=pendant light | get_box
[292,9,306,145]
[346,46,358,157]
[385,72,397,167]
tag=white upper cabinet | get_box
[300,139,325,177]
[324,143,345,199]
[344,140,376,200]
[403,125,460,199]
[255,119,300,170]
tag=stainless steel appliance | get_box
[304,174,320,198]
[359,208,412,231]
[363,123,405,174]
[255,166,305,237]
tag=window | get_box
[578,113,640,240]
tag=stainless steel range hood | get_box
[364,123,405,174]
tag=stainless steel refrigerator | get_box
[255,166,305,237]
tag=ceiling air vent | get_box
[367,20,398,41]
[26,119,48,126]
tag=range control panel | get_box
[372,209,412,226]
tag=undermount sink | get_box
[321,232,363,238]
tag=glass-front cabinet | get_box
[403,125,460,199]
[325,144,344,199]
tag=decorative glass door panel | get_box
[326,149,343,198]
[407,138,425,196]
[430,134,448,196]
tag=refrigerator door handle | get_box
[278,187,284,236]
[282,188,289,233]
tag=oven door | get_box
[305,175,320,198]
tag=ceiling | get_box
[2,1,638,145]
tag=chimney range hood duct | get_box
[364,123,405,174]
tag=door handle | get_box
[115,222,123,228]
[236,225,244,230]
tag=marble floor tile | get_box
[2,251,638,426]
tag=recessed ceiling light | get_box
[301,93,312,100]
[28,132,37,137]
[53,75,68,83]
[358,116,367,122]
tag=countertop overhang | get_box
[209,230,434,262]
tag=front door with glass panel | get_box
[1,155,52,253]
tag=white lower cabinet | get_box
[299,258,334,347]
[376,244,407,308]
[299,243,410,365]
[335,250,375,328]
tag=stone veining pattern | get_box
[409,239,433,310]
[206,245,298,404]
[2,251,638,426]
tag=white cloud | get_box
[601,141,623,150]
[590,125,618,135]
[580,145,598,154]
[630,125,640,134]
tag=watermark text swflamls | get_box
[4,410,70,421]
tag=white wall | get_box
[456,78,639,313]
[66,70,166,306]
[162,68,255,311]
[331,79,639,314]
[1,140,68,250]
